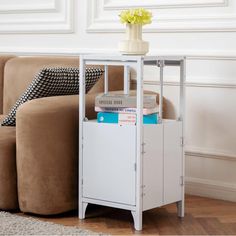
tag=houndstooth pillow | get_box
[1,67,103,126]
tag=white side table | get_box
[79,55,186,231]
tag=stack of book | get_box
[95,93,159,125]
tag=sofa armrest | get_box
[15,93,97,215]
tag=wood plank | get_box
[15,195,236,235]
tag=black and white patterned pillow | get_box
[1,67,103,126]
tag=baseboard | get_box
[185,177,236,202]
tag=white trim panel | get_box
[104,0,227,9]
[185,148,236,162]
[0,0,56,13]
[142,80,236,89]
[185,177,236,202]
[0,0,74,33]
[87,0,236,32]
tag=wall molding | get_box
[185,148,236,162]
[0,0,74,34]
[185,177,236,202]
[104,0,228,10]
[142,80,236,89]
[87,0,236,32]
[0,0,57,14]
[185,148,236,201]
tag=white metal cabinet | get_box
[79,55,186,231]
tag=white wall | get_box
[0,0,235,201]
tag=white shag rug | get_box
[0,211,102,235]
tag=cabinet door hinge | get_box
[134,163,137,172]
[180,176,184,186]
[142,142,146,154]
[180,137,184,147]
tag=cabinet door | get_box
[82,122,136,205]
[143,124,163,211]
[163,121,183,205]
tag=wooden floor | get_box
[18,195,236,235]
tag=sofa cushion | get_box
[0,115,18,210]
[0,56,15,114]
[3,57,80,114]
[1,67,103,126]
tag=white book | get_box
[95,106,159,115]
[95,93,157,108]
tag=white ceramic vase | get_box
[118,24,149,55]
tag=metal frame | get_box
[79,55,186,230]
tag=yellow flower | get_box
[119,8,152,25]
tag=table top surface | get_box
[82,54,185,62]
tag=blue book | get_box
[97,112,159,125]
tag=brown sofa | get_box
[0,55,124,214]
